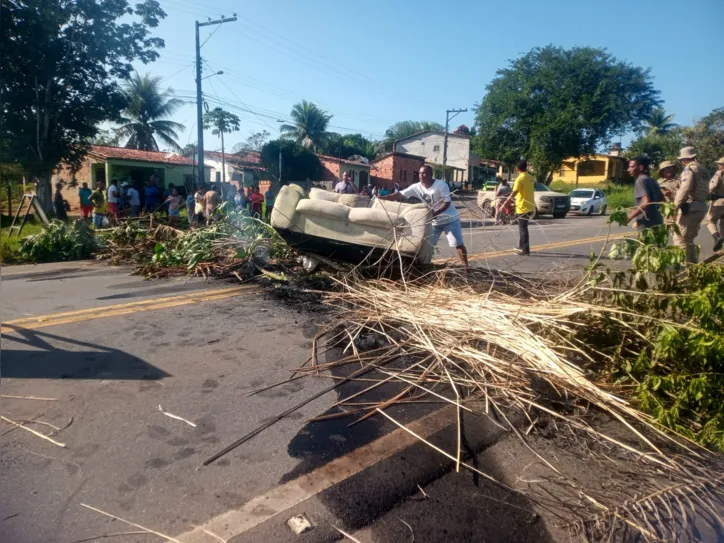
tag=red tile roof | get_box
[204,150,262,167]
[316,154,371,167]
[89,145,195,166]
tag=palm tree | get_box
[117,73,185,152]
[279,100,332,151]
[384,120,444,142]
[203,107,241,184]
[644,108,677,136]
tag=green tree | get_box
[260,140,322,186]
[318,133,381,161]
[243,130,271,152]
[681,108,724,173]
[643,107,678,136]
[279,100,332,151]
[90,128,121,147]
[384,120,444,141]
[203,107,241,185]
[117,73,185,152]
[625,132,683,171]
[473,46,660,183]
[0,0,166,214]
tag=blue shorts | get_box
[432,218,464,248]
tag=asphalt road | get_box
[0,213,719,543]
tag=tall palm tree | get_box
[117,73,185,152]
[644,108,677,136]
[279,100,332,151]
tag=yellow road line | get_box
[1,285,260,331]
[433,231,630,264]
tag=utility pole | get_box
[195,15,236,188]
[278,149,282,188]
[442,108,467,183]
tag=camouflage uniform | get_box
[673,161,709,263]
[707,167,724,249]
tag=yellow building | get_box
[557,146,627,185]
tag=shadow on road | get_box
[0,325,169,380]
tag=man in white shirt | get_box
[334,171,357,194]
[127,184,141,217]
[106,178,119,221]
[378,165,468,268]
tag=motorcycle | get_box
[495,199,516,225]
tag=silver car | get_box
[568,188,607,216]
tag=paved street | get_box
[0,213,718,543]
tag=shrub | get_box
[20,220,98,262]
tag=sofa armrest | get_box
[271,184,305,230]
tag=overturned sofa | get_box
[270,185,434,265]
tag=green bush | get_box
[20,220,98,262]
[549,180,633,209]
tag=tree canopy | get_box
[681,108,724,173]
[384,120,444,142]
[279,100,332,150]
[318,133,381,161]
[203,107,240,139]
[643,107,678,136]
[117,72,185,152]
[0,0,166,212]
[473,46,661,182]
[260,139,322,184]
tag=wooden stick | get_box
[332,526,363,543]
[158,405,196,428]
[1,395,58,401]
[73,531,152,542]
[0,415,66,448]
[79,504,184,543]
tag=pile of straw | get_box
[306,270,724,541]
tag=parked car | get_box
[477,182,570,219]
[568,188,607,216]
[483,179,499,191]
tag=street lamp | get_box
[201,70,223,80]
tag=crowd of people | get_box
[65,176,276,229]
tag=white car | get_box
[568,188,607,216]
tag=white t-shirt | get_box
[127,187,140,206]
[400,179,458,225]
[107,184,118,203]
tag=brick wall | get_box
[318,157,341,182]
[370,154,424,189]
[52,159,95,212]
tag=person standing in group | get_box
[657,161,679,203]
[165,187,183,224]
[371,186,379,198]
[106,178,119,223]
[144,179,160,214]
[204,185,221,225]
[626,156,664,231]
[89,182,106,228]
[264,185,275,221]
[379,185,390,197]
[707,157,724,253]
[127,183,141,218]
[53,182,68,221]
[234,187,247,211]
[194,186,206,224]
[493,177,512,225]
[78,182,93,222]
[673,146,709,263]
[502,160,536,255]
[378,164,469,269]
[249,186,264,218]
[334,171,357,194]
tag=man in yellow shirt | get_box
[503,160,536,255]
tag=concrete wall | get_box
[395,133,474,181]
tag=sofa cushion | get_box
[310,187,368,208]
[348,207,405,230]
[297,198,351,222]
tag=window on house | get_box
[215,171,221,182]
[433,145,440,152]
[403,170,407,181]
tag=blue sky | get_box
[142,0,723,152]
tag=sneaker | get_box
[714,237,723,253]
[514,248,530,256]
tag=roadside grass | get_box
[550,180,634,210]
[0,214,44,263]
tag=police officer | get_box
[657,160,678,203]
[707,157,724,253]
[673,146,710,263]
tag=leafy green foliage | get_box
[586,212,724,450]
[117,72,185,151]
[473,46,660,182]
[279,100,332,150]
[0,0,166,213]
[20,221,98,262]
[643,107,678,136]
[318,133,381,161]
[203,107,241,139]
[625,132,683,168]
[384,120,444,142]
[680,108,724,173]
[260,139,322,182]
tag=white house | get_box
[183,150,265,187]
[393,131,480,184]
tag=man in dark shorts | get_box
[627,156,664,231]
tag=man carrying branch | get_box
[377,165,469,268]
